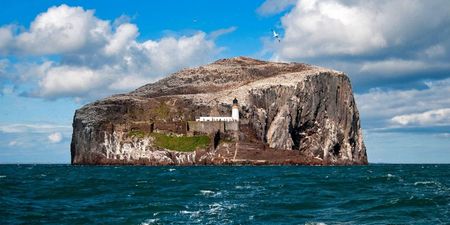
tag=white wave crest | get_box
[140,218,159,225]
[414,181,438,186]
[199,190,225,198]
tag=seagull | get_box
[272,29,280,42]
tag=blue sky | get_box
[1,0,449,163]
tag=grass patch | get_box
[150,133,210,152]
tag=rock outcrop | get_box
[71,57,368,165]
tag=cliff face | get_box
[71,57,367,165]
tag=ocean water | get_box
[1,164,449,224]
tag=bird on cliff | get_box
[272,29,280,42]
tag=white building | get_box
[196,98,239,122]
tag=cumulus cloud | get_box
[0,4,227,100]
[391,108,450,126]
[271,0,450,59]
[278,0,386,58]
[36,65,110,98]
[356,77,450,129]
[48,132,63,143]
[104,23,138,56]
[14,5,109,55]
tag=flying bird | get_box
[272,29,280,42]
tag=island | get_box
[71,57,368,165]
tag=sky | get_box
[0,0,449,164]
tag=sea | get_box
[1,164,449,224]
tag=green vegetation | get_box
[128,129,210,152]
[150,133,210,152]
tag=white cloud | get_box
[358,58,450,76]
[0,26,14,54]
[15,5,108,55]
[391,108,450,126]
[37,66,106,98]
[104,23,138,56]
[0,123,71,133]
[359,59,431,75]
[48,132,63,143]
[0,4,226,100]
[356,78,450,128]
[139,33,217,75]
[272,0,450,59]
[276,0,387,58]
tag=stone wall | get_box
[128,121,153,133]
[225,121,239,131]
[154,121,187,134]
[188,121,224,134]
[187,121,239,134]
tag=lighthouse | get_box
[232,98,239,121]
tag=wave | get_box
[200,190,214,196]
[414,181,438,186]
[199,190,223,197]
[140,218,159,225]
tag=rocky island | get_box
[71,57,368,165]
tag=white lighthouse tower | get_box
[232,98,239,121]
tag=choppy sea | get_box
[1,164,449,224]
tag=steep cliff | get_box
[71,57,367,165]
